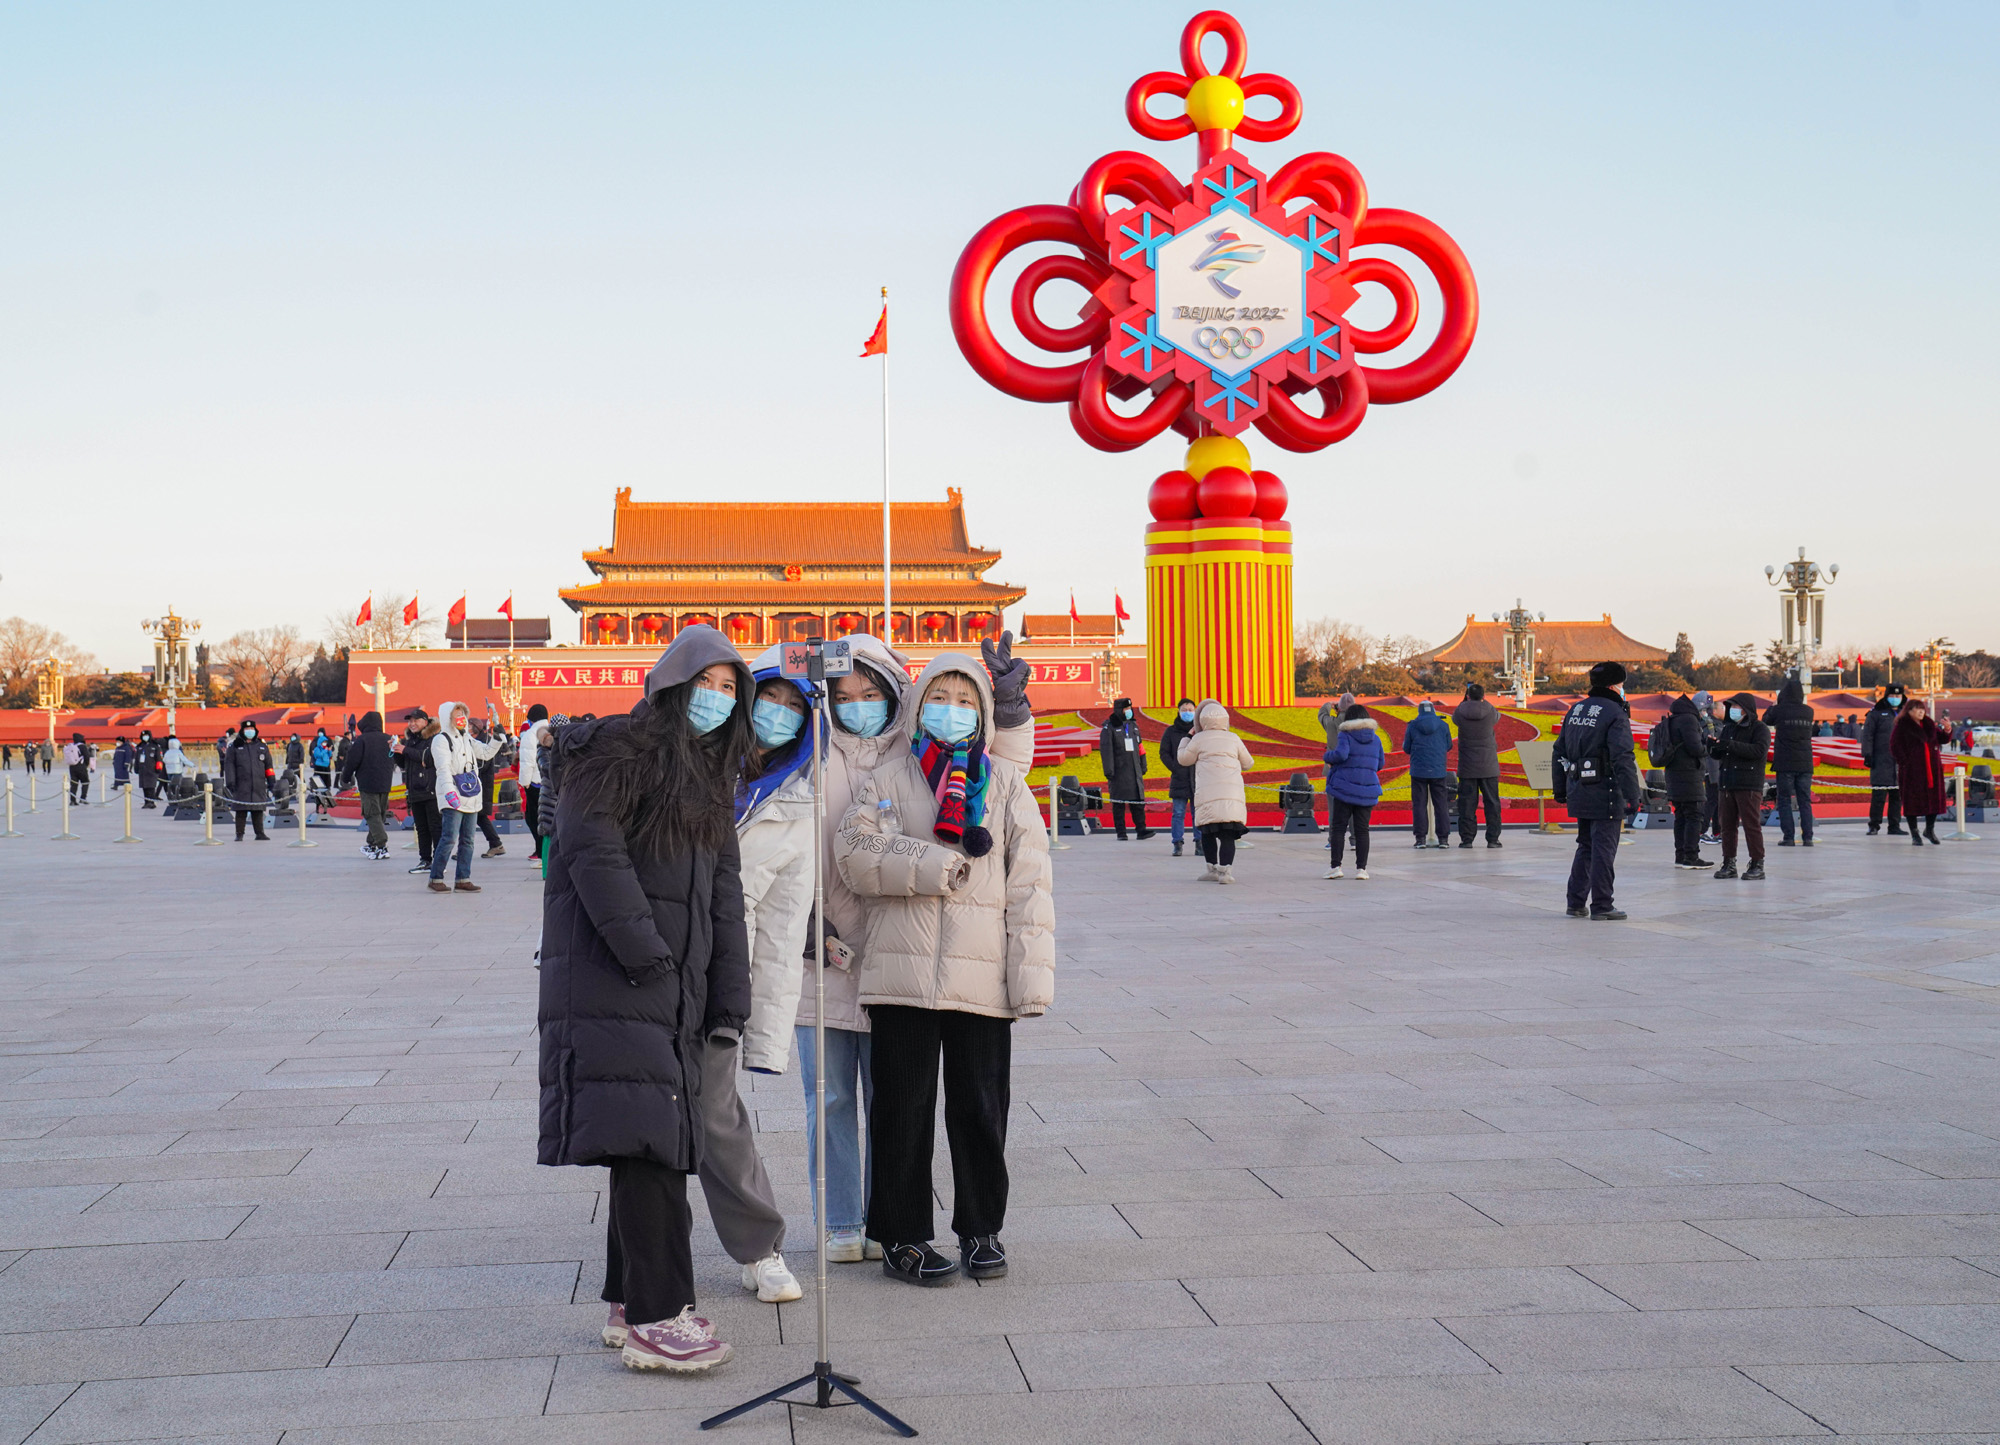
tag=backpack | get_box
[1647,718,1676,769]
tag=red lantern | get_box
[1250,469,1289,521]
[1148,470,1199,521]
[639,615,662,635]
[595,615,615,634]
[1195,465,1256,518]
[921,612,950,635]
[729,616,750,639]
[834,612,865,635]
[965,613,993,633]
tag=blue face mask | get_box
[687,687,735,736]
[1727,707,1742,722]
[922,702,979,744]
[834,699,890,737]
[1179,706,1195,722]
[753,698,804,748]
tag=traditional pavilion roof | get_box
[1022,614,1120,639]
[558,579,1023,610]
[1408,615,1669,668]
[582,487,1000,571]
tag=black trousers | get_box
[867,1004,1011,1245]
[1329,799,1371,867]
[602,1156,695,1327]
[1409,776,1450,841]
[1702,778,1720,834]
[67,765,90,803]
[1110,799,1148,837]
[410,796,440,863]
[1869,786,1903,831]
[1457,775,1502,842]
[1671,799,1703,863]
[1720,787,1765,863]
[1566,815,1619,911]
[523,783,541,842]
[233,808,267,838]
[1200,830,1236,865]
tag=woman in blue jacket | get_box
[1323,704,1384,880]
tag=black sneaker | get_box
[1136,829,1157,840]
[1802,838,1814,847]
[1691,856,1716,868]
[1412,840,1429,849]
[1591,908,1628,921]
[1457,839,1473,848]
[1741,862,1765,880]
[1171,843,1183,856]
[1486,839,1503,848]
[1777,839,1796,847]
[1565,906,1588,918]
[1714,862,1738,879]
[881,1242,958,1287]
[1866,826,1880,836]
[959,1234,1007,1280]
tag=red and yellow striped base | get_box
[1145,515,1294,707]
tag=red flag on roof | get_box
[859,305,887,357]
[447,595,467,628]
[355,596,372,626]
[1068,592,1080,624]
[497,594,514,621]
[402,594,420,626]
[1114,593,1130,623]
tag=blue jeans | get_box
[795,1024,872,1233]
[1170,797,1191,845]
[1775,771,1813,842]
[430,808,476,881]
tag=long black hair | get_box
[563,669,756,859]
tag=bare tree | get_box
[0,616,100,685]
[324,593,436,652]
[214,625,313,701]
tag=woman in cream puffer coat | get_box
[1177,699,1255,882]
[834,652,1052,1287]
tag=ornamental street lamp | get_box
[1920,637,1952,720]
[492,651,527,736]
[1763,548,1837,686]
[32,655,66,759]
[1491,600,1545,708]
[142,608,201,735]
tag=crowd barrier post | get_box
[1943,764,1981,843]
[54,784,80,841]
[197,780,224,846]
[2,775,21,837]
[289,773,316,848]
[1047,777,1070,851]
[99,769,110,806]
[27,770,37,814]
[113,781,141,844]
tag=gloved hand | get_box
[981,630,1032,730]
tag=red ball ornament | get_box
[1251,470,1289,521]
[1194,465,1256,518]
[1147,470,1199,521]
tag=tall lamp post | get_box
[1920,638,1952,721]
[1763,549,1837,687]
[492,651,527,737]
[1493,601,1544,708]
[33,655,67,760]
[143,609,201,735]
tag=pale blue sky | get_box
[4,1,1995,669]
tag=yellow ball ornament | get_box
[1185,76,1246,133]
[1184,434,1252,481]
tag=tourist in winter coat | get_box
[112,737,133,791]
[834,648,1052,1288]
[395,710,440,872]
[222,724,274,840]
[1660,695,1712,869]
[1709,692,1770,879]
[162,735,186,781]
[1180,699,1256,883]
[1891,698,1951,845]
[1098,698,1154,841]
[1860,686,1907,835]
[519,703,551,858]
[1324,705,1384,880]
[136,729,163,807]
[1160,697,1200,856]
[1451,684,1503,847]
[338,710,399,860]
[1402,700,1453,848]
[1691,690,1722,841]
[1763,676,1818,847]
[63,734,93,804]
[427,700,504,891]
[1553,663,1642,917]
[537,624,756,1373]
[698,647,816,1307]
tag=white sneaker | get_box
[1356,868,1370,880]
[1218,865,1235,884]
[864,1237,884,1260]
[742,1252,802,1303]
[1325,866,1343,879]
[827,1230,865,1263]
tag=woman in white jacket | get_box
[834,650,1052,1287]
[428,701,504,892]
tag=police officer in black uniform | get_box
[1553,661,1643,921]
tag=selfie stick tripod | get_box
[702,643,916,1436]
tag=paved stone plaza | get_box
[4,802,2000,1444]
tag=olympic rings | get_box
[1193,325,1264,361]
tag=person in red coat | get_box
[1891,699,1951,845]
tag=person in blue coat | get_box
[1323,705,1384,880]
[1402,701,1453,849]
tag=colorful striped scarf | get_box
[911,733,992,857]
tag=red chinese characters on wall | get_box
[492,665,646,689]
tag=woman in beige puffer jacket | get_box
[1177,698,1255,883]
[834,652,1051,1286]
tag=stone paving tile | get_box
[0,1317,351,1387]
[332,1299,780,1364]
[283,1411,787,1445]
[152,1263,579,1323]
[1691,1213,2000,1260]
[1188,1265,1633,1325]
[1335,1220,1753,1269]
[788,1380,1316,1444]
[1455,1182,1849,1224]
[1010,1317,1490,1390]
[1445,1305,1951,1371]
[1747,1362,2000,1434]
[0,1381,74,1444]
[1579,1256,2000,1310]
[1862,1303,2000,1360]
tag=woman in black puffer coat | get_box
[537,625,755,1374]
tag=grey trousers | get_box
[697,1039,786,1264]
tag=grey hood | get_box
[645,624,746,698]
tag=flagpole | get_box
[880,285,891,643]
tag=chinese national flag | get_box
[402,594,420,626]
[859,305,887,357]
[497,594,513,621]
[1114,592,1131,623]
[447,595,467,628]
[355,596,372,626]
[1068,592,1080,624]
